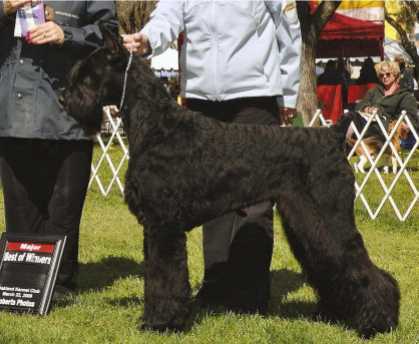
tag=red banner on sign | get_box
[6,242,55,254]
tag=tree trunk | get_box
[116,0,157,34]
[298,26,319,126]
[296,1,341,126]
[385,8,419,86]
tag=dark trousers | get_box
[187,97,279,125]
[0,138,93,287]
[187,97,278,312]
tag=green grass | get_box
[0,146,418,344]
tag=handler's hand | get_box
[3,0,33,15]
[27,21,64,45]
[122,32,151,55]
[279,107,296,125]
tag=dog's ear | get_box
[100,22,124,56]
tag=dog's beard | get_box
[66,86,103,133]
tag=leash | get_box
[119,51,134,111]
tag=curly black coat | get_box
[64,28,400,338]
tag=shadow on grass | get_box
[52,257,144,309]
[107,296,143,307]
[268,268,316,319]
[192,268,315,328]
[77,256,144,292]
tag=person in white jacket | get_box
[123,0,301,314]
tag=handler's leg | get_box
[226,202,273,313]
[0,139,93,292]
[228,98,277,313]
[197,213,235,306]
[44,140,93,289]
[199,202,272,314]
[189,97,278,314]
[0,139,46,236]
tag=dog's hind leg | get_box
[276,185,344,300]
[141,226,191,332]
[276,164,399,338]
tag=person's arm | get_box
[267,0,301,109]
[355,88,376,113]
[60,1,117,49]
[140,0,184,56]
[29,1,116,48]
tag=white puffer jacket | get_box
[142,0,301,107]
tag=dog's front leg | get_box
[142,226,192,332]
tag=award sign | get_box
[0,233,66,315]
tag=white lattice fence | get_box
[89,106,129,196]
[91,107,418,220]
[309,110,418,221]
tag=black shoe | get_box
[225,283,270,315]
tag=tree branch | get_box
[385,11,418,58]
[312,1,341,36]
[385,9,419,84]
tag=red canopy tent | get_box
[311,1,385,58]
[317,13,384,58]
[311,1,385,122]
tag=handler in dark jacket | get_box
[0,0,116,296]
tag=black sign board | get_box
[0,233,66,315]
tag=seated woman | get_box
[350,60,418,140]
[345,61,418,173]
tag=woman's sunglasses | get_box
[378,72,392,78]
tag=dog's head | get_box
[63,24,128,133]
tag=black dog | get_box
[64,28,400,338]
